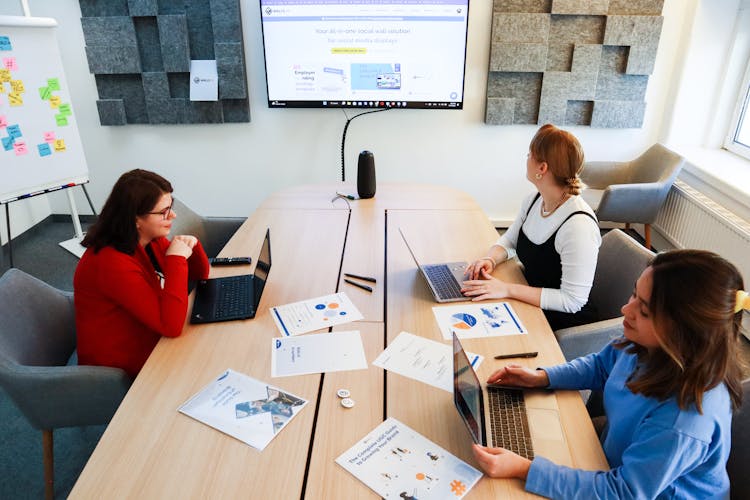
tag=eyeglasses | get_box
[147,198,174,220]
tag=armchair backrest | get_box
[0,268,75,367]
[170,198,209,247]
[589,229,655,321]
[727,378,750,499]
[629,143,685,185]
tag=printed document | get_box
[372,331,483,393]
[271,330,368,377]
[178,369,307,451]
[336,417,482,499]
[271,292,363,336]
[433,302,527,340]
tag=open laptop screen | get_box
[453,332,486,446]
[253,228,272,304]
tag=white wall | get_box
[0,0,698,244]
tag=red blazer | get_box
[74,237,209,378]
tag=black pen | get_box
[344,278,373,292]
[494,351,538,360]
[344,273,377,283]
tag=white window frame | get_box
[725,60,750,160]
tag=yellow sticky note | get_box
[0,82,5,93]
[0,69,10,82]
[49,95,61,108]
[53,139,66,152]
[10,80,24,93]
[9,92,22,106]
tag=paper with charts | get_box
[271,330,368,377]
[432,302,527,340]
[372,331,483,393]
[336,417,482,499]
[270,292,363,336]
[178,369,307,451]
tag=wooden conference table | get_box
[70,184,607,499]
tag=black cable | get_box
[340,107,390,182]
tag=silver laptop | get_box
[453,333,570,464]
[398,227,468,302]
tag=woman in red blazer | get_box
[74,169,210,378]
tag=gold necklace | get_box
[540,193,569,218]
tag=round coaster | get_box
[341,398,355,409]
[336,388,351,398]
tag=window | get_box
[726,66,750,160]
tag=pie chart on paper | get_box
[451,313,477,330]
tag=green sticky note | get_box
[55,113,68,126]
[38,86,51,100]
[59,103,71,116]
[47,78,60,91]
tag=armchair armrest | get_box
[0,364,131,430]
[554,317,623,361]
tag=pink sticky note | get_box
[0,115,7,128]
[43,131,55,143]
[2,57,17,71]
[13,140,27,156]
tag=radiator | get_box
[654,180,750,283]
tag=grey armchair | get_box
[727,378,750,499]
[554,229,655,361]
[170,199,246,257]
[0,269,131,500]
[580,143,684,249]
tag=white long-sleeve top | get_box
[496,192,601,313]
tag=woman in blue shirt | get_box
[472,249,748,499]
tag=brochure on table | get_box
[271,330,368,377]
[178,369,307,451]
[270,292,363,336]
[433,302,527,340]
[336,417,482,499]
[372,331,483,393]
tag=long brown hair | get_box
[528,123,585,195]
[82,169,173,254]
[615,249,744,411]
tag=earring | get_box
[535,173,543,180]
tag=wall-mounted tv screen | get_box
[259,0,470,109]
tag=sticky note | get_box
[0,69,10,82]
[10,80,24,93]
[0,82,5,93]
[9,93,22,106]
[1,135,13,151]
[53,138,66,152]
[3,57,17,71]
[38,143,52,157]
[13,140,27,156]
[47,78,60,91]
[0,115,6,128]
[6,124,21,138]
[55,114,68,126]
[38,86,51,100]
[43,131,55,143]
[49,95,60,108]
[0,36,11,51]
[59,103,72,116]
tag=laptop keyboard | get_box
[214,275,252,319]
[487,386,534,460]
[423,264,463,300]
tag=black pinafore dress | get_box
[516,193,598,331]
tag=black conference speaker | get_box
[357,150,376,199]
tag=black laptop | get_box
[190,229,271,324]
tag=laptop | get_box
[452,333,570,463]
[190,229,272,324]
[398,227,468,302]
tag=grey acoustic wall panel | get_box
[486,0,664,127]
[80,0,250,125]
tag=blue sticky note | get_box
[0,36,11,51]
[6,124,21,139]
[2,135,14,151]
[38,143,51,157]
